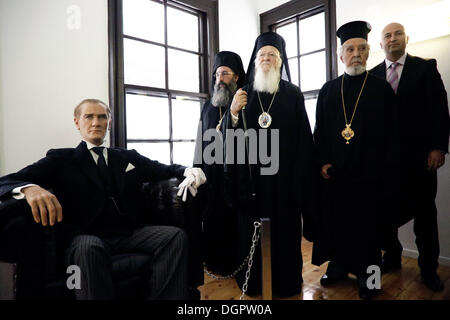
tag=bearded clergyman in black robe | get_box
[221,32,316,297]
[194,51,245,275]
[311,21,399,300]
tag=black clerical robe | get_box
[196,100,238,275]
[222,80,316,297]
[311,72,399,274]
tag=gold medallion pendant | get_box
[341,124,354,144]
[258,112,272,128]
[340,71,368,145]
[257,91,277,128]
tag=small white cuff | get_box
[12,184,36,200]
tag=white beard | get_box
[345,64,366,76]
[253,64,280,94]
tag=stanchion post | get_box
[260,217,272,300]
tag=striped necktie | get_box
[387,62,400,93]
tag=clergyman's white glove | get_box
[176,168,206,202]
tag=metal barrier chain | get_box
[203,221,261,281]
[202,221,261,300]
[240,221,261,300]
[204,257,249,281]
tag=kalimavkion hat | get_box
[244,32,291,85]
[336,20,372,45]
[211,51,246,92]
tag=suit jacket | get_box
[370,54,449,170]
[0,141,186,240]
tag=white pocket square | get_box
[125,163,135,172]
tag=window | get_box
[108,0,218,166]
[260,0,337,131]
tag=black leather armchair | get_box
[0,178,203,300]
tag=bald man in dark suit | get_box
[371,23,449,292]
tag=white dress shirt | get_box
[85,140,109,165]
[385,52,407,80]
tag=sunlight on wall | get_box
[368,0,450,52]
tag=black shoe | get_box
[358,287,382,300]
[381,255,402,273]
[320,273,348,286]
[189,288,201,300]
[421,273,444,292]
[357,275,382,300]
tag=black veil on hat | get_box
[244,31,291,86]
[336,20,372,45]
[211,51,246,92]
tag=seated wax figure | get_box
[0,99,206,300]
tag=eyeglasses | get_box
[256,52,279,59]
[215,71,234,78]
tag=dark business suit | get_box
[371,54,449,274]
[0,141,189,299]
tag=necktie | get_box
[387,62,399,93]
[91,147,123,217]
[92,146,108,183]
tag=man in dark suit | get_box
[0,98,206,299]
[371,22,449,292]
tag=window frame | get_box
[260,0,336,132]
[260,0,337,86]
[108,0,218,159]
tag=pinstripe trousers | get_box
[65,225,188,300]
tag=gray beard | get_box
[253,65,280,94]
[345,64,367,76]
[211,81,237,107]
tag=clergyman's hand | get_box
[230,89,247,117]
[427,150,445,171]
[22,185,63,226]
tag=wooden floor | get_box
[199,238,450,300]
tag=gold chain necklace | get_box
[216,107,225,132]
[257,91,277,128]
[341,71,368,144]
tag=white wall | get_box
[218,0,291,69]
[0,0,109,175]
[218,0,258,69]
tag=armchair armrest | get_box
[0,197,26,226]
[142,177,190,228]
[142,177,204,293]
[0,194,59,284]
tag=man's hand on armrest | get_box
[22,185,63,227]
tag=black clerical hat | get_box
[336,21,372,45]
[254,31,285,57]
[211,51,246,91]
[245,32,291,85]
